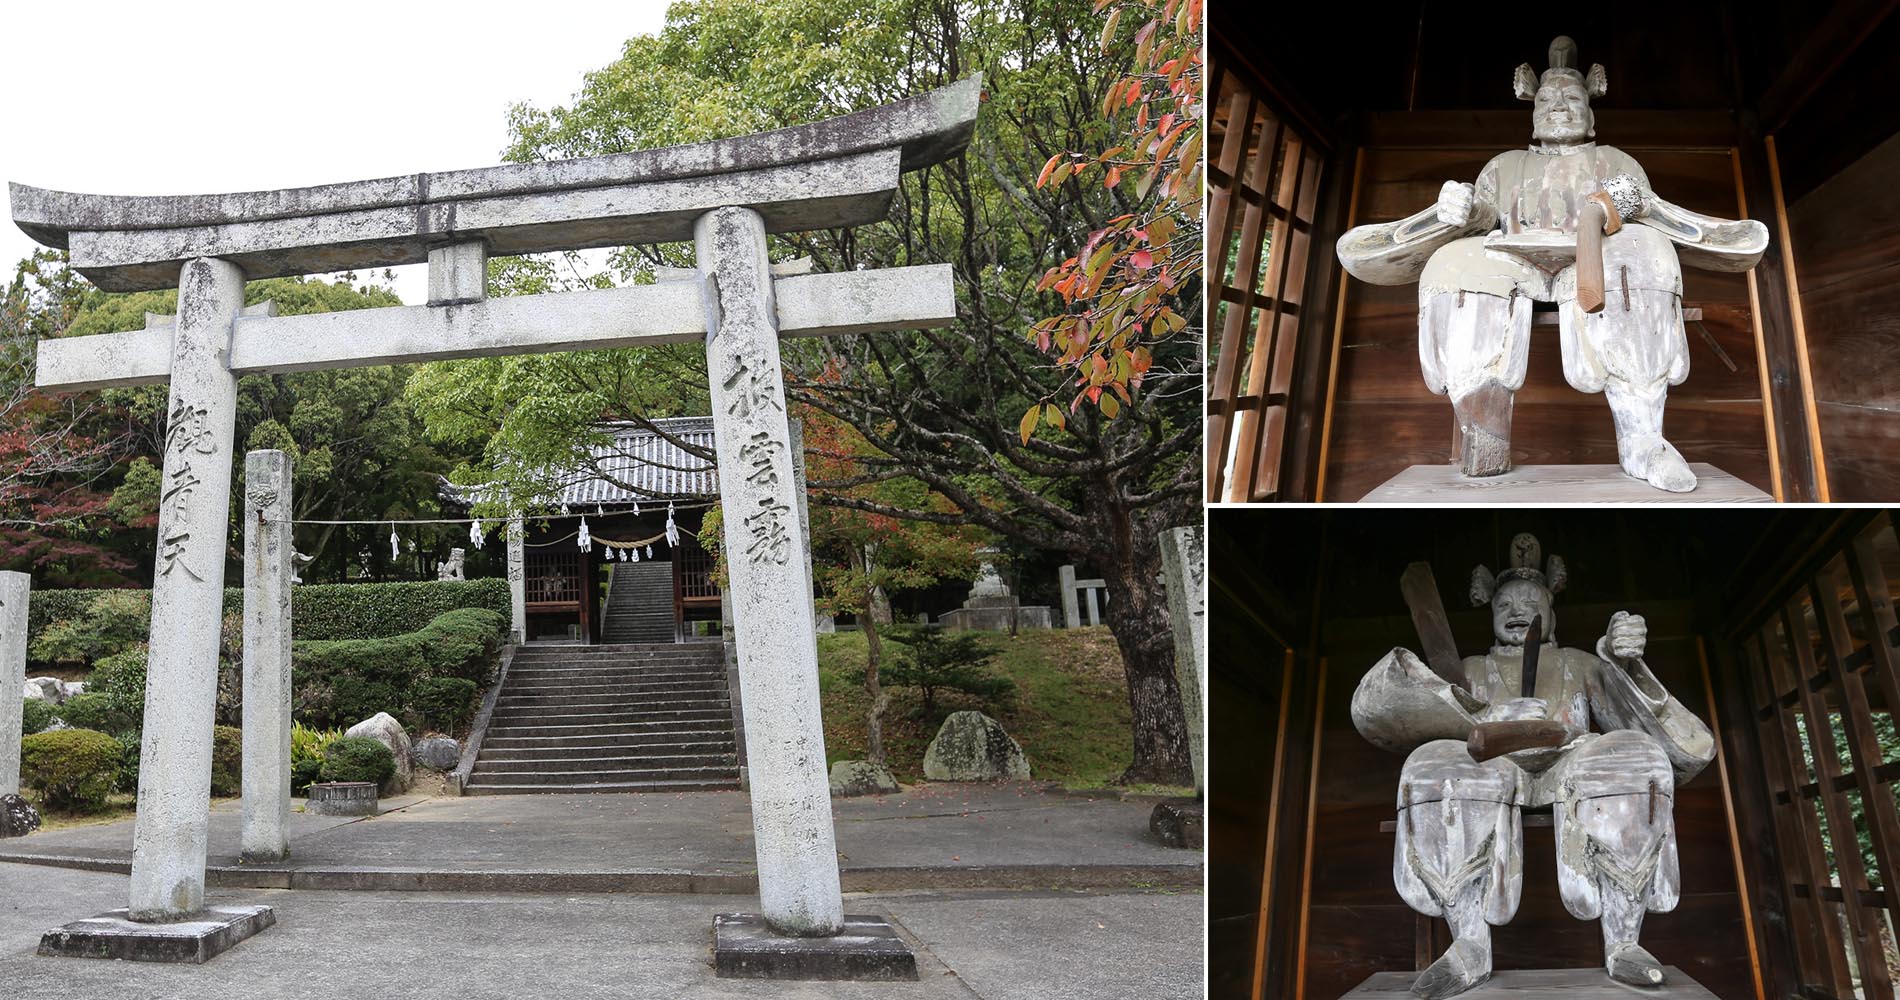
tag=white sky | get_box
[0,1,671,304]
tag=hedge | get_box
[21,728,122,811]
[291,608,506,730]
[26,578,511,665]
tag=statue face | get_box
[1491,578,1555,646]
[1531,77,1594,143]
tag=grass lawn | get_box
[815,625,1140,787]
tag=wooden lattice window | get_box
[1204,59,1324,503]
[1747,513,1900,999]
[525,550,582,605]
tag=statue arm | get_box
[1350,646,1487,754]
[1335,161,1502,285]
[1589,640,1717,785]
[1601,146,1769,272]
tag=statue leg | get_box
[1550,730,1679,987]
[1419,239,1534,477]
[1394,740,1525,999]
[1558,227,1694,492]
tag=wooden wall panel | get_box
[1321,145,1773,502]
[1787,129,1900,501]
[1300,611,1755,1000]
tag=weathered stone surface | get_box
[345,712,413,795]
[241,450,292,864]
[1147,799,1204,850]
[22,677,68,703]
[128,256,244,923]
[38,905,275,963]
[922,712,1031,782]
[713,912,918,981]
[37,265,956,393]
[828,760,900,797]
[0,571,26,797]
[1159,525,1207,793]
[0,792,41,837]
[939,604,1054,632]
[413,736,462,771]
[305,782,379,817]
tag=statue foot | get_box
[1410,939,1491,999]
[1620,438,1696,493]
[1606,943,1666,987]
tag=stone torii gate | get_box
[12,78,978,977]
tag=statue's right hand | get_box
[1435,181,1475,227]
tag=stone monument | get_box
[939,550,1053,631]
[436,547,467,581]
[1349,532,1715,997]
[1335,36,1769,493]
[11,76,979,976]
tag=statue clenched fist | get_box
[1435,180,1475,227]
[1605,610,1647,661]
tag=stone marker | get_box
[507,517,526,643]
[241,450,292,863]
[1158,525,1207,793]
[922,711,1031,781]
[12,75,978,977]
[1058,565,1079,628]
[0,570,27,798]
[345,712,414,795]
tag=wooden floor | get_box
[1359,464,1775,504]
[1342,966,1715,998]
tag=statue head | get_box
[1515,36,1607,146]
[1470,532,1568,646]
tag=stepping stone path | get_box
[467,643,740,795]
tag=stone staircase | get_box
[464,642,740,795]
[602,560,676,644]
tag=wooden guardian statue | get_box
[1350,533,1716,997]
[1335,36,1769,492]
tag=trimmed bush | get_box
[291,608,505,729]
[318,736,396,786]
[26,578,511,667]
[112,731,141,793]
[211,726,242,797]
[20,699,55,736]
[20,728,123,811]
[411,677,479,732]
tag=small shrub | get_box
[20,700,55,736]
[112,730,141,793]
[290,723,342,795]
[55,692,136,734]
[410,678,479,732]
[20,728,123,811]
[210,726,242,797]
[318,736,395,786]
[292,756,323,796]
[82,645,148,733]
[880,625,1014,716]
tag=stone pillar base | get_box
[713,913,918,981]
[38,905,275,963]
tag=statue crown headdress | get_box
[1514,35,1607,101]
[1468,531,1568,606]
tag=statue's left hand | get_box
[1606,610,1647,661]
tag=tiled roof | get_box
[442,416,719,509]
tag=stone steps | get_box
[601,562,678,644]
[463,640,738,795]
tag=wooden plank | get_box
[1748,634,1856,995]
[1248,654,1296,1000]
[1312,148,1364,503]
[1808,562,1900,921]
[1230,134,1307,501]
[1765,136,1833,501]
[1734,131,1822,501]
[1341,966,1718,998]
[1735,150,1787,502]
[1358,463,1774,504]
[1698,638,1769,1000]
[1293,659,1327,1000]
[1249,148,1327,499]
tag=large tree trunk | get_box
[1098,518,1193,786]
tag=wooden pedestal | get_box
[1360,464,1774,503]
[1341,966,1716,998]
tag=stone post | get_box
[1058,565,1079,628]
[1086,585,1102,626]
[241,450,293,862]
[130,257,244,921]
[1159,526,1207,793]
[0,571,29,797]
[507,517,526,643]
[697,206,844,938]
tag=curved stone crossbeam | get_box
[9,76,981,291]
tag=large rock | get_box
[345,712,413,795]
[0,794,41,838]
[413,736,462,771]
[922,711,1030,782]
[828,759,900,797]
[22,678,85,704]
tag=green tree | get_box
[406,0,1199,783]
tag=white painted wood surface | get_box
[1343,967,1716,998]
[1360,464,1773,503]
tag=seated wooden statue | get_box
[1335,36,1769,492]
[1350,533,1716,997]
